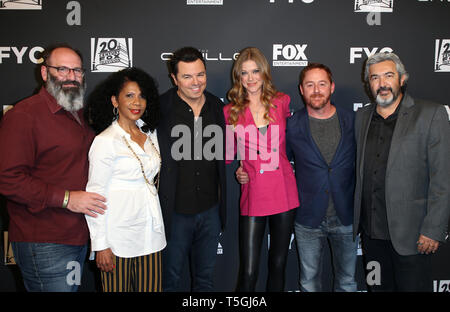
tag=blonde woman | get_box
[224,47,299,291]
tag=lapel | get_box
[329,106,346,166]
[386,94,415,175]
[358,104,375,179]
[300,108,327,165]
[158,89,178,166]
[163,89,180,145]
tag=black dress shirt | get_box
[173,93,219,215]
[361,102,402,240]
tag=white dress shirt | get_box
[85,120,166,258]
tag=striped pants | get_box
[101,252,162,292]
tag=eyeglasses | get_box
[45,65,85,77]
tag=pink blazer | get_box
[224,93,299,216]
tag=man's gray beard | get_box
[46,73,86,112]
[375,93,396,107]
[373,84,402,108]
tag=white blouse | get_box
[85,120,166,258]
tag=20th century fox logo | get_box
[435,39,450,72]
[354,0,394,13]
[91,38,133,73]
[0,0,42,9]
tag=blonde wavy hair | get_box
[227,47,278,127]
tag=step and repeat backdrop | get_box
[0,0,449,292]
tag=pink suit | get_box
[224,92,299,216]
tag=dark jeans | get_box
[361,232,432,292]
[237,209,295,292]
[162,204,221,292]
[11,242,87,292]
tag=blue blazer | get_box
[286,105,356,228]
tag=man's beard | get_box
[374,86,400,108]
[307,93,330,111]
[45,73,85,112]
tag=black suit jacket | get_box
[157,87,227,237]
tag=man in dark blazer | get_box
[354,52,450,291]
[157,47,226,291]
[286,63,358,292]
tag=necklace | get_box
[250,104,267,127]
[122,134,161,195]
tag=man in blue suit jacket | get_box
[286,63,357,292]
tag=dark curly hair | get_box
[85,67,160,135]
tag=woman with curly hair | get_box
[84,67,166,292]
[224,47,299,291]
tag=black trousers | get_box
[236,209,295,292]
[361,232,432,292]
